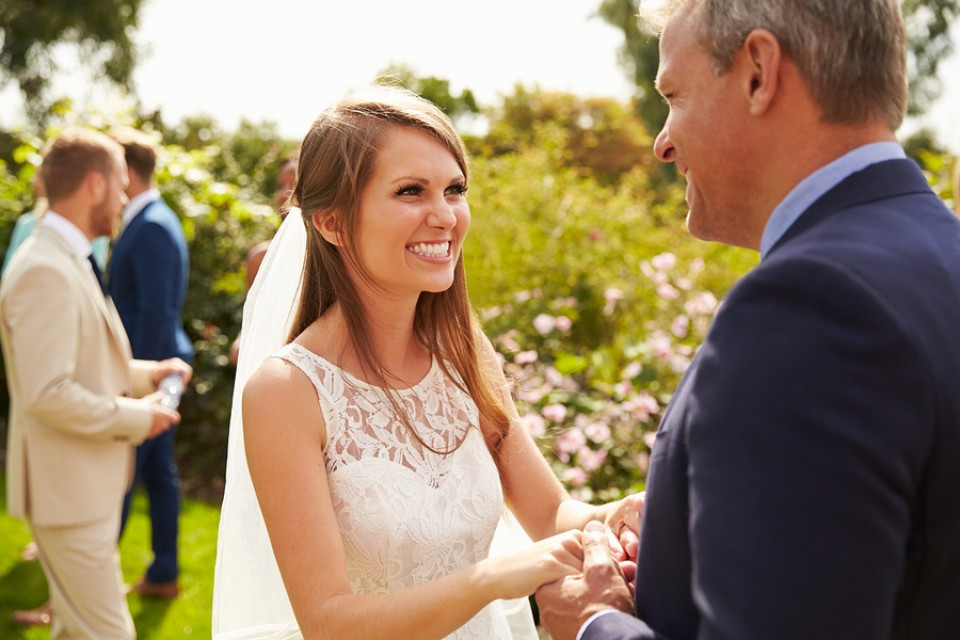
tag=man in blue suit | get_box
[109,128,193,599]
[537,1,960,639]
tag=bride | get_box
[212,86,642,639]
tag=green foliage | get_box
[0,0,143,121]
[159,116,299,200]
[475,87,665,186]
[0,475,218,639]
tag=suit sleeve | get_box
[130,358,157,398]
[679,255,929,639]
[581,611,663,640]
[126,220,182,360]
[2,263,152,443]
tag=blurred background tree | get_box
[0,0,143,123]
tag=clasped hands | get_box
[538,493,644,640]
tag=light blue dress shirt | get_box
[759,142,906,259]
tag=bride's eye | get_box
[396,183,424,196]
[446,183,468,197]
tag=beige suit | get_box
[1,225,155,639]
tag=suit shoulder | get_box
[0,249,76,311]
[126,209,186,248]
[2,234,72,281]
[142,198,175,216]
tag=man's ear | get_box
[312,211,342,246]
[740,28,781,116]
[86,170,106,200]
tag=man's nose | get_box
[654,127,675,164]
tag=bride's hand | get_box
[480,530,583,600]
[602,492,644,562]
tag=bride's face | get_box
[351,125,470,298]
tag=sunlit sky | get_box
[1,0,958,152]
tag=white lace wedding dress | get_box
[274,342,521,639]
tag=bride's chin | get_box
[422,280,455,294]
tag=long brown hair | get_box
[287,86,511,465]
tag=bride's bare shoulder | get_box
[243,355,326,443]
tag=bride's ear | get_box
[312,211,343,246]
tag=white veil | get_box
[212,210,304,639]
[211,209,538,640]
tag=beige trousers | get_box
[31,511,135,640]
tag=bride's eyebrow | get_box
[391,175,466,185]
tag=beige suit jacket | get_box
[1,225,154,527]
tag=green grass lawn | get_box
[0,475,219,639]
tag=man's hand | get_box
[144,390,181,439]
[150,357,193,388]
[536,520,635,640]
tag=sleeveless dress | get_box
[276,343,514,640]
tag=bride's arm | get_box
[243,357,583,640]
[476,335,643,556]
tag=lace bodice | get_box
[276,343,512,640]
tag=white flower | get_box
[533,313,557,335]
[651,252,677,271]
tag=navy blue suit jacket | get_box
[109,198,193,363]
[584,159,960,639]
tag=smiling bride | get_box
[212,86,643,640]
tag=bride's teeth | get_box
[410,242,449,257]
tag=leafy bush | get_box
[463,112,755,500]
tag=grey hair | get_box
[641,0,907,130]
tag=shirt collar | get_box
[121,188,161,228]
[759,142,906,259]
[41,211,94,260]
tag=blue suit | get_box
[109,196,192,584]
[584,159,960,639]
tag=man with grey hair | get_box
[536,1,960,638]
